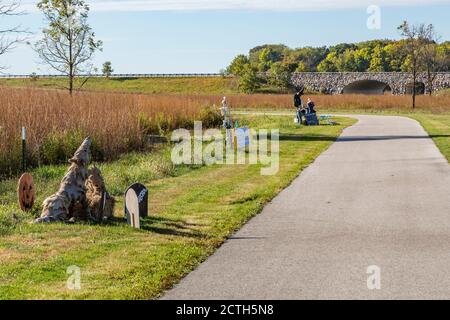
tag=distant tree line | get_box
[226,25,450,94]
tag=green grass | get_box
[436,88,450,96]
[408,114,450,162]
[0,115,355,299]
[0,76,294,95]
[0,77,242,95]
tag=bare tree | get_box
[0,1,26,69]
[34,0,102,94]
[398,21,427,109]
[419,25,448,95]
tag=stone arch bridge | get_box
[291,72,450,95]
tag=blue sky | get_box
[1,0,450,74]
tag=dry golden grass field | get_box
[1,85,449,177]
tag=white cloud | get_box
[22,0,450,12]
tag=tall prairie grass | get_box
[1,86,449,177]
[0,87,222,177]
[223,94,450,113]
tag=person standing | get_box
[293,88,304,124]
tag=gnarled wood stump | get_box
[35,137,92,223]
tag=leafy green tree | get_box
[227,54,250,76]
[225,32,447,78]
[295,61,308,72]
[317,52,339,72]
[437,42,450,72]
[258,48,274,72]
[335,50,359,72]
[268,61,292,90]
[239,65,261,93]
[329,43,357,55]
[249,44,287,64]
[353,47,372,71]
[383,42,407,71]
[102,61,113,78]
[34,0,102,94]
[293,46,328,72]
[368,45,388,72]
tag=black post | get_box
[22,127,26,172]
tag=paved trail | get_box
[163,115,450,300]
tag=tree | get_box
[0,1,27,69]
[268,62,292,91]
[295,61,308,72]
[257,48,274,72]
[248,44,287,64]
[238,65,260,93]
[398,21,426,109]
[34,0,102,94]
[227,54,249,76]
[102,61,113,78]
[290,46,328,72]
[419,25,448,95]
[368,45,388,72]
[317,52,339,72]
[353,47,371,71]
[383,41,408,72]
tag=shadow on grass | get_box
[279,134,338,142]
[140,216,207,239]
[93,215,207,239]
[337,135,450,142]
[110,77,139,82]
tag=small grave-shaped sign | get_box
[17,173,36,212]
[124,183,148,228]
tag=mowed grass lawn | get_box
[0,115,355,299]
[0,77,241,95]
[408,114,450,162]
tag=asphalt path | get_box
[163,115,450,300]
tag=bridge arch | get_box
[405,81,425,95]
[342,80,392,95]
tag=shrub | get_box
[199,105,223,128]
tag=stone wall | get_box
[291,72,450,95]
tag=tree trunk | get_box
[427,67,432,96]
[69,74,73,95]
[68,24,73,95]
[412,57,417,109]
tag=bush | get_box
[239,65,261,93]
[199,106,223,128]
[0,206,30,236]
[39,131,105,165]
[138,112,160,135]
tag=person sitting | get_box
[306,98,316,114]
